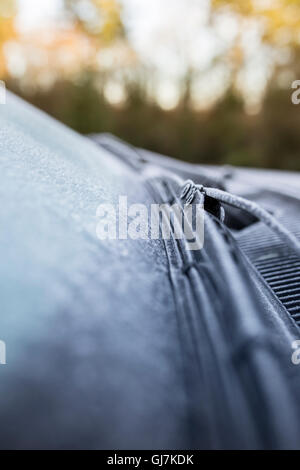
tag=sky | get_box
[16,0,63,31]
[14,0,270,110]
[16,0,223,76]
[16,0,213,71]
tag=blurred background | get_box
[1,0,300,169]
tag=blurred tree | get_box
[0,0,17,77]
[210,0,300,109]
[212,0,300,46]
